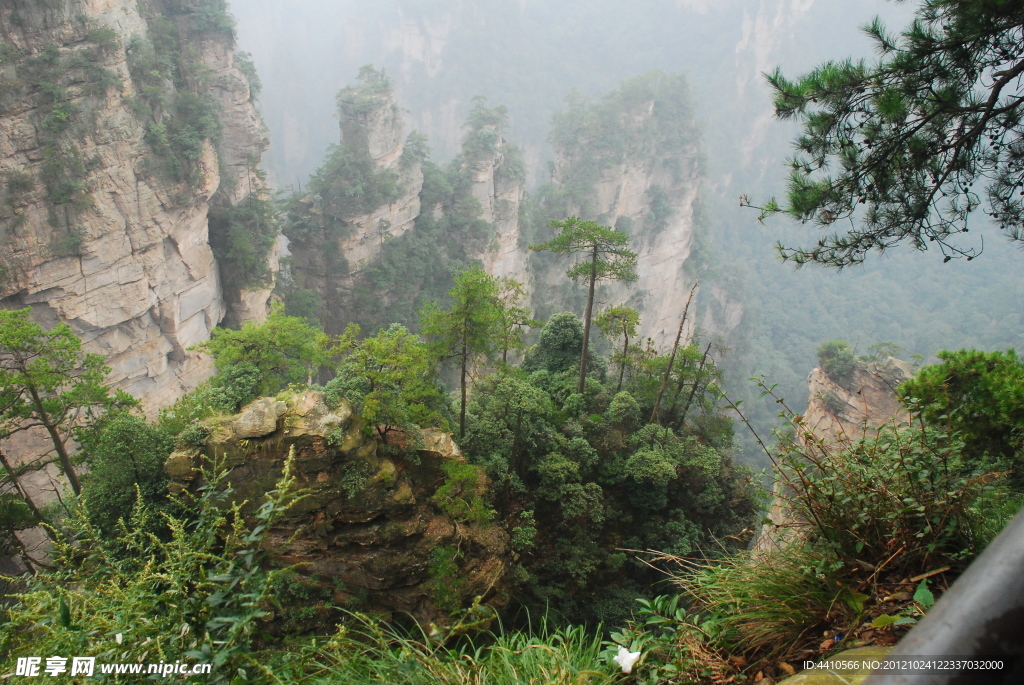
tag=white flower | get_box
[614,645,642,674]
[115,633,123,645]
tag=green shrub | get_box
[817,339,857,384]
[208,190,279,292]
[432,460,492,524]
[900,348,1024,485]
[0,451,304,683]
[428,544,463,613]
[81,414,175,535]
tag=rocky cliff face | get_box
[801,357,913,445]
[536,73,714,350]
[754,357,913,552]
[286,80,423,335]
[0,0,271,412]
[165,390,511,626]
[462,125,529,289]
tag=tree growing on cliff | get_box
[494,277,539,365]
[420,265,502,438]
[0,308,128,498]
[327,323,450,439]
[752,0,1024,266]
[531,218,637,393]
[595,305,641,393]
[198,305,329,396]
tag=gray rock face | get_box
[0,0,272,414]
[462,132,530,290]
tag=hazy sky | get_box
[232,0,916,188]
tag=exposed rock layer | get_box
[165,390,511,625]
[754,358,913,553]
[0,0,270,413]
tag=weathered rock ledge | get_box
[165,390,511,626]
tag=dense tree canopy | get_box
[757,0,1024,267]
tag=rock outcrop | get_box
[286,75,423,335]
[462,129,530,289]
[0,0,273,413]
[165,390,512,626]
[754,357,914,552]
[802,358,913,446]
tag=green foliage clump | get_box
[336,64,392,116]
[545,71,697,217]
[901,349,1024,485]
[779,421,1007,570]
[234,51,261,101]
[327,323,452,440]
[0,452,304,683]
[817,339,857,384]
[127,4,233,192]
[522,312,584,374]
[197,306,328,397]
[432,460,492,524]
[464,344,757,624]
[282,288,323,327]
[158,361,261,437]
[208,177,279,292]
[160,0,235,38]
[81,414,175,536]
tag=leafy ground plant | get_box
[0,449,305,683]
[261,612,619,684]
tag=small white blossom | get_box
[614,646,642,673]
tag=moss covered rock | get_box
[164,390,511,628]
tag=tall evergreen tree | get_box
[420,265,502,438]
[531,217,637,393]
[494,277,539,365]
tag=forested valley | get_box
[1,0,1023,683]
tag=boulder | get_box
[232,397,288,438]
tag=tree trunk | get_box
[674,341,713,427]
[0,448,46,524]
[27,386,81,495]
[460,333,468,439]
[578,244,599,394]
[650,282,698,424]
[616,332,629,394]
